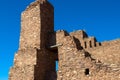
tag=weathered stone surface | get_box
[9,0,120,80]
[56,30,120,80]
[20,0,54,49]
[9,0,56,80]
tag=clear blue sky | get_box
[0,0,120,80]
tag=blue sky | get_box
[0,0,120,80]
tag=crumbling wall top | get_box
[25,0,48,11]
[70,30,88,39]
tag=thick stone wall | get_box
[9,0,120,80]
[19,0,54,49]
[9,48,56,80]
[86,39,120,65]
[71,30,120,66]
[9,0,56,80]
[56,30,120,80]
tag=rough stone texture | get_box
[56,30,120,80]
[9,0,56,80]
[20,0,54,49]
[9,0,120,80]
[86,40,120,65]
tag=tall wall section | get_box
[9,0,56,80]
[20,0,54,49]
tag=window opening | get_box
[84,42,87,48]
[56,61,58,71]
[89,41,92,48]
[85,68,89,75]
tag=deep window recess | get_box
[85,68,89,75]
[89,41,92,48]
[84,42,87,48]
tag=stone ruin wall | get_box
[87,39,120,65]
[70,30,120,65]
[9,1,57,80]
[20,0,54,49]
[9,0,120,80]
[56,30,120,80]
